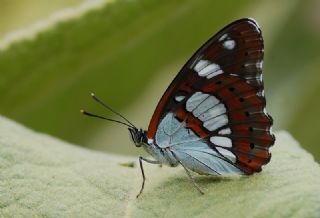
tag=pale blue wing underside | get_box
[155,113,199,147]
[155,113,243,175]
[172,142,243,175]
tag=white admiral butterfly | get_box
[81,18,275,197]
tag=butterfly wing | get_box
[147,18,274,175]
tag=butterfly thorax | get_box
[128,128,179,167]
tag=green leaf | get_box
[0,0,255,147]
[1,116,319,217]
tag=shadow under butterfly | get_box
[81,18,275,198]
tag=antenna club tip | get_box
[80,109,85,114]
[91,92,95,97]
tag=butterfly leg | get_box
[137,156,160,198]
[171,152,205,195]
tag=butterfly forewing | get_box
[147,18,274,175]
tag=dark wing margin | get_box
[147,18,275,174]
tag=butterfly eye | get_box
[248,127,253,132]
[239,97,245,102]
[229,87,235,92]
[245,111,250,117]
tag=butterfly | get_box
[81,18,275,198]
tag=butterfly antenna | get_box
[90,93,137,129]
[80,109,133,128]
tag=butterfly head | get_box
[128,127,147,147]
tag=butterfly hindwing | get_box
[147,18,274,175]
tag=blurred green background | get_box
[0,0,319,161]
